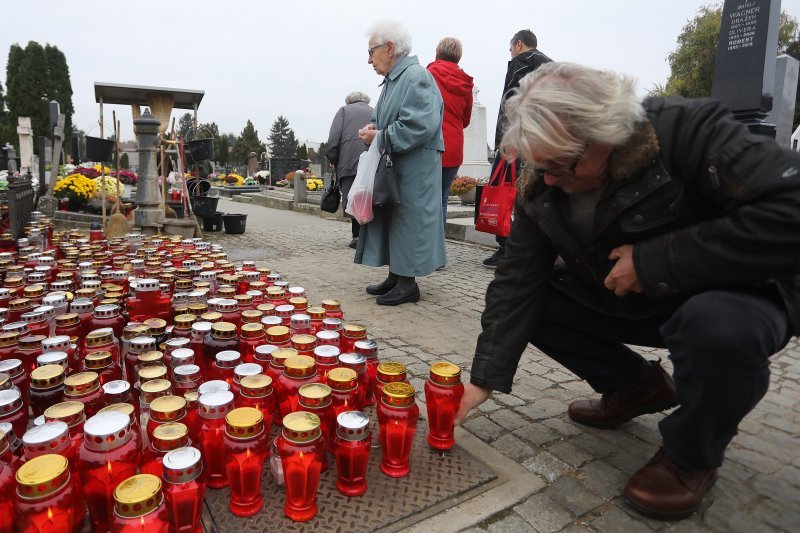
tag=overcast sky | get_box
[3,0,800,146]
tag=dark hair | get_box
[511,29,537,49]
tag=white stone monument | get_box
[16,117,34,174]
[459,87,491,180]
[766,54,800,148]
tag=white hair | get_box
[345,91,371,105]
[501,62,645,163]
[368,20,412,57]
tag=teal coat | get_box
[354,55,447,277]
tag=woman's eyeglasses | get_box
[368,43,387,57]
[534,143,588,178]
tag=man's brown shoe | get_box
[567,361,678,428]
[624,448,717,520]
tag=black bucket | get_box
[203,212,224,232]
[86,136,116,162]
[222,213,247,234]
[190,195,219,217]
[187,138,214,161]
[187,179,211,197]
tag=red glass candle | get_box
[18,334,46,376]
[425,361,464,451]
[102,380,133,409]
[355,340,379,407]
[297,383,335,463]
[307,307,325,335]
[256,302,275,315]
[377,382,419,478]
[339,352,368,407]
[90,304,126,340]
[375,361,408,400]
[111,474,170,532]
[21,310,50,338]
[327,367,361,418]
[173,364,203,396]
[127,278,172,324]
[78,411,140,533]
[276,355,321,424]
[13,454,78,533]
[0,422,24,471]
[315,330,340,352]
[86,328,122,374]
[97,403,141,457]
[267,288,288,308]
[141,422,189,479]
[189,322,212,376]
[277,412,325,522]
[0,458,12,533]
[224,407,269,516]
[54,313,82,342]
[266,324,291,348]
[266,347,295,425]
[236,374,274,442]
[340,324,366,355]
[162,447,206,533]
[313,345,340,385]
[291,333,316,356]
[238,323,265,363]
[203,322,239,381]
[212,349,240,385]
[29,364,68,419]
[0,389,27,439]
[321,299,343,320]
[146,396,187,443]
[169,314,196,340]
[0,359,26,411]
[253,344,276,369]
[182,391,200,445]
[196,390,235,489]
[63,371,104,417]
[289,313,311,335]
[70,297,95,336]
[333,411,371,496]
[84,350,122,385]
[44,400,86,462]
[213,298,240,328]
[232,362,263,396]
[168,348,195,376]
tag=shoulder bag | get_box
[320,171,341,213]
[372,129,401,207]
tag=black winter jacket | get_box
[472,97,800,394]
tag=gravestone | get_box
[270,158,301,185]
[766,54,800,147]
[460,87,492,181]
[247,152,258,177]
[37,114,65,216]
[711,0,781,136]
[16,118,34,173]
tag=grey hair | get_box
[500,62,645,163]
[368,20,412,57]
[345,91,371,105]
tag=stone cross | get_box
[16,117,34,173]
[37,114,65,216]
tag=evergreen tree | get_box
[44,44,74,142]
[218,134,230,165]
[232,120,266,163]
[120,152,129,169]
[7,42,50,143]
[178,112,194,141]
[0,80,11,147]
[268,115,299,158]
[296,143,308,159]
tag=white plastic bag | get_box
[345,140,381,224]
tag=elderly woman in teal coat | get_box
[356,21,447,306]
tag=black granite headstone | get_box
[711,0,781,135]
[270,158,301,185]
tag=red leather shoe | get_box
[624,448,717,520]
[568,360,678,429]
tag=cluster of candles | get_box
[0,227,465,532]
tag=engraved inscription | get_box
[726,1,761,51]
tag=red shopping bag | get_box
[475,157,517,237]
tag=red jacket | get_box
[427,60,474,167]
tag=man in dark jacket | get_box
[326,92,374,248]
[483,29,552,268]
[456,62,800,520]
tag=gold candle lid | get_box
[306,306,325,320]
[144,318,167,336]
[174,314,196,328]
[188,303,208,316]
[141,379,172,404]
[138,365,168,382]
[8,298,31,311]
[86,328,114,347]
[16,454,70,499]
[149,395,187,423]
[114,474,163,518]
[85,350,113,369]
[291,334,316,351]
[381,382,416,408]
[288,296,307,309]
[234,294,253,306]
[240,374,273,397]
[240,310,264,324]
[64,371,100,396]
[326,367,358,391]
[256,303,275,315]
[377,361,407,382]
[270,347,297,367]
[30,364,66,389]
[225,407,265,439]
[201,311,222,323]
[321,299,341,311]
[342,323,367,339]
[211,322,237,339]
[0,332,19,347]
[298,383,332,408]
[284,355,316,378]
[266,325,290,343]
[430,361,462,386]
[138,350,164,367]
[44,400,85,427]
[282,411,322,443]
[55,313,80,327]
[266,286,285,299]
[151,422,188,452]
[240,322,265,338]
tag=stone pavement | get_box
[209,199,800,532]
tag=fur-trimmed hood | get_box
[517,119,660,198]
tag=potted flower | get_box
[53,174,97,211]
[450,176,479,205]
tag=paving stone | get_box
[703,497,781,532]
[486,512,535,533]
[541,417,584,438]
[546,441,594,468]
[590,506,649,531]
[478,398,502,413]
[496,394,527,407]
[571,433,618,459]
[492,433,535,462]
[518,399,567,420]
[463,416,505,442]
[522,451,572,482]
[513,422,560,447]
[576,461,627,501]
[514,493,573,532]
[544,476,605,517]
[489,409,528,431]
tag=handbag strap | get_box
[381,129,392,156]
[489,157,517,187]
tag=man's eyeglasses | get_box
[368,43,387,57]
[535,143,588,178]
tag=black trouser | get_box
[530,287,789,469]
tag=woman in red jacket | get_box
[428,38,474,232]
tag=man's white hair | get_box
[345,91,371,105]
[368,20,412,57]
[501,62,645,163]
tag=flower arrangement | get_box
[93,176,122,197]
[285,172,296,184]
[54,174,97,206]
[306,178,324,191]
[112,169,138,185]
[93,164,113,174]
[275,179,290,187]
[71,166,100,179]
[244,177,258,186]
[225,173,245,186]
[450,176,479,195]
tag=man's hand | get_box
[604,244,642,297]
[358,123,377,145]
[454,384,492,426]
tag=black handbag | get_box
[373,129,400,207]
[320,172,341,213]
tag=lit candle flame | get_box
[140,516,146,530]
[246,448,251,459]
[47,507,54,523]
[107,461,112,476]
[299,451,304,460]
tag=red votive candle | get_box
[0,389,27,441]
[63,371,104,417]
[236,374,274,443]
[339,323,366,355]
[377,382,419,478]
[425,361,464,451]
[78,411,140,533]
[339,353,368,407]
[141,422,189,479]
[327,367,361,419]
[0,452,12,533]
[313,345,340,386]
[355,340,379,407]
[224,407,269,516]
[163,447,206,533]
[290,334,316,356]
[321,299,343,320]
[14,454,78,533]
[278,412,325,522]
[196,390,235,489]
[111,474,170,532]
[276,355,322,424]
[297,383,335,463]
[375,361,408,400]
[333,410,371,497]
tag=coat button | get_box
[633,214,644,224]
[656,282,670,295]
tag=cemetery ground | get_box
[207,198,800,533]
